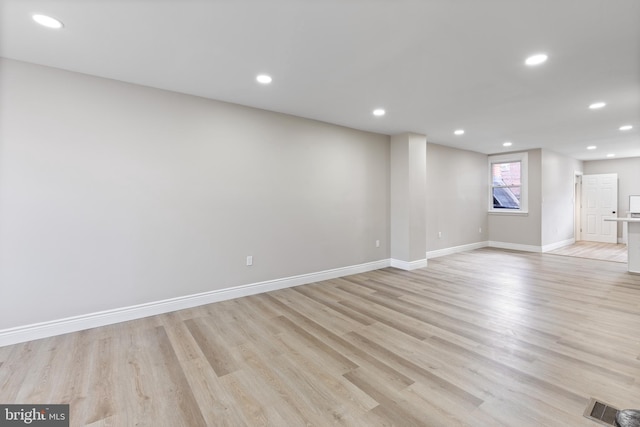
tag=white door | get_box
[581,173,618,243]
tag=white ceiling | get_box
[1,0,639,160]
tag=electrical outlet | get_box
[438,231,442,238]
[246,255,253,266]
[479,227,482,233]
[375,240,380,247]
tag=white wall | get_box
[0,58,390,329]
[426,143,487,252]
[584,157,640,238]
[541,150,583,247]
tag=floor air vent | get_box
[584,397,620,426]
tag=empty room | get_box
[1,1,639,426]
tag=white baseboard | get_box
[426,241,489,259]
[488,241,542,253]
[542,238,575,252]
[389,258,428,271]
[0,259,390,347]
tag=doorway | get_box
[580,173,618,243]
[551,172,625,263]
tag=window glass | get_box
[492,161,521,209]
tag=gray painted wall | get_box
[426,143,487,251]
[2,56,630,332]
[488,149,542,247]
[391,133,427,263]
[0,59,390,329]
[584,157,640,238]
[541,150,583,247]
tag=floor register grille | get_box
[584,398,620,426]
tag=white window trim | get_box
[488,152,528,214]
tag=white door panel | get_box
[581,173,618,243]
[587,189,597,208]
[586,215,596,234]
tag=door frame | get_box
[574,171,582,241]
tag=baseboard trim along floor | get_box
[0,258,390,347]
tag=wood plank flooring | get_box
[547,241,628,263]
[1,248,639,426]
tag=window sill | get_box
[488,210,529,216]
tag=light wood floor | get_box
[1,248,639,426]
[547,240,628,263]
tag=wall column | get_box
[390,133,427,270]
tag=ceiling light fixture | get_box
[619,125,633,131]
[32,14,63,29]
[606,153,616,158]
[256,74,272,84]
[589,102,606,109]
[454,129,465,135]
[503,142,512,147]
[587,146,597,150]
[525,53,548,66]
[372,109,386,117]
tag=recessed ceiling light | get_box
[589,102,606,109]
[503,142,512,147]
[256,74,272,84]
[32,14,63,29]
[587,145,597,150]
[525,53,548,66]
[372,109,386,117]
[454,129,465,135]
[606,153,615,158]
[619,125,633,131]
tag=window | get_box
[489,152,528,213]
[492,161,521,209]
